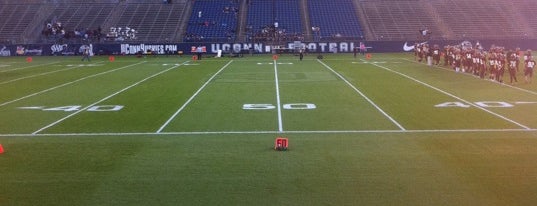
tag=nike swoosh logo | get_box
[403,42,414,52]
[403,41,428,52]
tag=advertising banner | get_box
[1,39,536,56]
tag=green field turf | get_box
[1,53,537,205]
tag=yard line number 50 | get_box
[243,103,317,110]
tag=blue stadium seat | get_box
[308,0,363,39]
[184,0,239,42]
[247,0,302,34]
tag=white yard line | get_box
[371,61,532,130]
[0,61,146,108]
[0,61,101,85]
[400,57,537,96]
[1,128,535,137]
[273,59,284,133]
[0,61,60,73]
[317,59,407,131]
[32,61,186,134]
[156,60,234,133]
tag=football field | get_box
[1,53,537,205]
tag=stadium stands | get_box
[1,0,537,44]
[42,3,115,43]
[184,0,239,42]
[247,0,303,35]
[358,0,442,41]
[114,2,186,43]
[430,0,526,40]
[308,0,364,40]
[513,0,537,38]
[0,4,42,43]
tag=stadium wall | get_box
[1,39,536,56]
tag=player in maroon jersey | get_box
[515,48,521,72]
[443,46,450,66]
[414,42,419,61]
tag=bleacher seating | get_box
[0,4,41,43]
[359,0,441,41]
[184,0,239,42]
[114,2,185,43]
[512,0,537,37]
[430,0,526,40]
[247,0,303,34]
[41,3,115,43]
[2,0,537,44]
[308,0,363,40]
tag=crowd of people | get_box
[42,21,102,43]
[105,27,137,41]
[414,43,535,84]
[247,24,304,43]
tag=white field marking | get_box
[352,61,389,64]
[274,59,284,133]
[0,61,104,85]
[0,61,146,108]
[372,61,532,130]
[0,61,60,73]
[17,106,45,110]
[400,57,537,96]
[0,61,103,85]
[162,63,199,66]
[317,59,406,131]
[256,62,293,65]
[156,60,234,133]
[1,128,536,137]
[33,61,190,135]
[515,101,537,104]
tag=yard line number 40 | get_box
[19,105,124,112]
[435,101,516,108]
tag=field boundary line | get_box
[156,60,234,133]
[0,61,146,108]
[400,57,537,96]
[371,61,532,130]
[0,61,60,73]
[274,59,284,132]
[1,128,536,137]
[317,59,406,131]
[32,61,188,134]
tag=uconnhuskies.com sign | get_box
[121,44,178,54]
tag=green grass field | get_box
[1,53,537,205]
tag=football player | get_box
[525,55,535,84]
[508,51,518,84]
